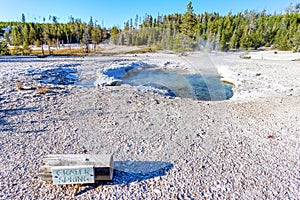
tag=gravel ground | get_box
[0,51,299,199]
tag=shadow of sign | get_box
[75,161,173,196]
[112,160,173,184]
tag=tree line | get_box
[110,2,300,52]
[1,2,300,55]
[0,15,109,55]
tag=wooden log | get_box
[39,154,114,183]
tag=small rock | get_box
[153,99,159,104]
[164,61,170,66]
[267,135,275,139]
[153,188,161,194]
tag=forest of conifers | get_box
[0,2,300,55]
[111,2,300,52]
[0,16,108,55]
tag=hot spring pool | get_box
[120,67,233,101]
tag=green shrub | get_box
[0,40,9,55]
[240,52,251,59]
[10,46,24,55]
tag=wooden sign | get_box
[39,154,114,185]
[52,165,95,185]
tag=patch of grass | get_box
[31,47,88,56]
[16,81,24,90]
[268,135,275,139]
[9,46,32,55]
[16,82,38,90]
[221,79,235,86]
[126,46,157,54]
[52,48,87,56]
[240,53,251,59]
[35,86,48,94]
[9,45,156,56]
[9,47,24,55]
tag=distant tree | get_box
[149,15,153,27]
[180,1,197,38]
[43,24,52,54]
[35,25,45,55]
[0,40,9,55]
[130,18,133,29]
[110,26,121,44]
[88,16,93,28]
[134,15,139,28]
[52,16,60,49]
[88,16,94,36]
[290,21,300,52]
[29,23,36,45]
[102,27,108,40]
[91,24,102,52]
[124,21,130,31]
[10,26,23,46]
[4,32,11,45]
[74,19,82,43]
[173,33,193,52]
[63,24,71,44]
[22,24,30,47]
[81,26,90,53]
[22,13,26,23]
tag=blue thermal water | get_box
[121,68,233,101]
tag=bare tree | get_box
[82,26,90,53]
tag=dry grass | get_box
[98,46,158,55]
[221,79,235,86]
[16,81,24,90]
[267,135,275,139]
[240,54,251,59]
[16,82,38,90]
[9,44,157,56]
[31,47,88,56]
[126,46,157,54]
[35,86,49,94]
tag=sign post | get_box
[39,154,114,185]
[52,165,95,185]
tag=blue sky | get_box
[0,0,296,28]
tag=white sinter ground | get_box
[0,49,299,199]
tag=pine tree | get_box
[10,26,23,46]
[29,24,36,45]
[52,16,60,49]
[180,1,197,39]
[110,26,120,45]
[21,13,26,23]
[22,24,30,47]
[91,25,102,52]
